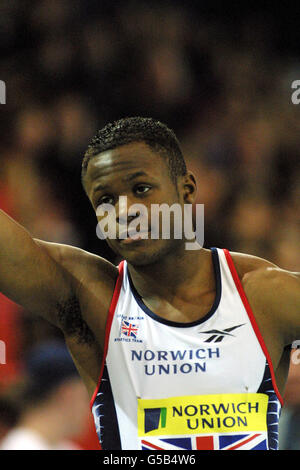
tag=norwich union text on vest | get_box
[131,348,220,375]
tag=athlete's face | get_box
[85,141,196,266]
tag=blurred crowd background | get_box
[0,0,299,450]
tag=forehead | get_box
[85,141,169,191]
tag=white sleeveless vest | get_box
[90,248,283,450]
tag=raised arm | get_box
[0,209,76,325]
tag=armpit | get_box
[56,295,95,345]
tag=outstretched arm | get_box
[0,209,76,325]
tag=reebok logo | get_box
[199,324,245,343]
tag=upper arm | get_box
[0,232,75,326]
[34,239,117,293]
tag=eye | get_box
[96,195,115,207]
[134,184,151,195]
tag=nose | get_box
[116,195,148,229]
[116,195,145,227]
[116,195,133,226]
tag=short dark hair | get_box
[81,117,187,187]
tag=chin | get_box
[115,239,180,267]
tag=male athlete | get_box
[0,117,299,450]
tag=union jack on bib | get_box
[121,320,139,338]
[141,433,268,450]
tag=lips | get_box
[118,230,149,244]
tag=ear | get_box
[181,171,197,204]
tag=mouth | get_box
[118,230,150,244]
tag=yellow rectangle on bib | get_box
[137,393,268,437]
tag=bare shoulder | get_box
[230,250,300,345]
[230,250,299,289]
[229,251,278,279]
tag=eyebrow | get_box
[92,171,149,196]
[123,171,149,182]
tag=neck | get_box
[127,245,212,302]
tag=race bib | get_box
[137,393,269,450]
